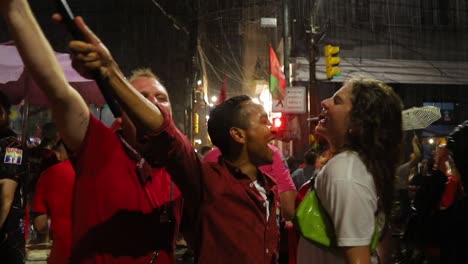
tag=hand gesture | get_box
[53,14,115,79]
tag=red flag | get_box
[217,74,227,105]
[269,45,287,100]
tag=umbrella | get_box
[402,106,441,131]
[0,42,105,106]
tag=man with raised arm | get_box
[1,1,183,263]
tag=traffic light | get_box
[324,44,341,79]
[272,117,284,129]
[271,116,288,141]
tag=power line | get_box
[148,0,189,35]
[217,19,245,80]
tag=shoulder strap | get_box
[116,133,153,186]
[308,173,316,191]
[299,169,306,186]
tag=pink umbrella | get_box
[0,42,105,106]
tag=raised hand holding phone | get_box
[54,0,85,40]
[54,0,122,117]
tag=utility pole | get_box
[186,0,200,142]
[283,0,290,85]
[307,2,321,134]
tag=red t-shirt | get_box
[32,160,75,264]
[70,115,182,264]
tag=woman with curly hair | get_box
[297,77,403,264]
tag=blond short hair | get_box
[128,68,159,83]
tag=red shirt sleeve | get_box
[203,148,221,163]
[259,145,296,193]
[440,175,460,208]
[268,146,296,192]
[139,105,203,208]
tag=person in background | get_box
[394,133,421,230]
[285,156,299,175]
[32,140,75,264]
[433,143,463,210]
[296,77,403,264]
[291,149,318,190]
[1,2,183,263]
[440,120,468,262]
[204,143,297,220]
[0,91,27,263]
[26,122,60,243]
[27,122,60,192]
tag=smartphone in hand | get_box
[54,0,85,40]
[54,0,122,118]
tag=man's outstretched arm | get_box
[0,0,89,152]
[68,17,165,132]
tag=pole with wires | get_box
[283,0,290,86]
[307,0,321,135]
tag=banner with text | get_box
[272,86,307,113]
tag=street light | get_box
[211,96,218,103]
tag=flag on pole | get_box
[269,45,287,101]
[216,74,227,105]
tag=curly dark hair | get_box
[345,77,403,217]
[207,95,251,155]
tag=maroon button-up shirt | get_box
[142,107,280,264]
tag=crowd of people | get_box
[0,0,466,264]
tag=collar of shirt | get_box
[218,156,277,196]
